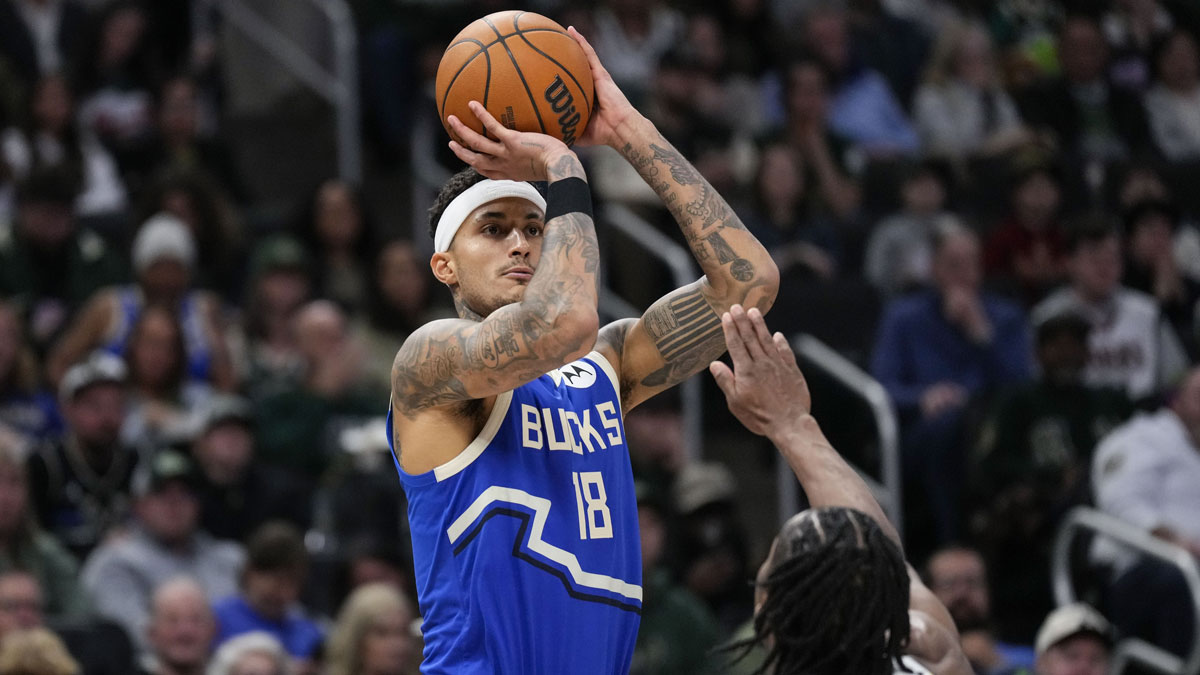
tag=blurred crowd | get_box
[1,0,1200,673]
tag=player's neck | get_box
[454,295,485,322]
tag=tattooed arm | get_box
[568,28,779,409]
[391,104,600,425]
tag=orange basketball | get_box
[435,11,594,147]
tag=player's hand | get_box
[567,26,638,149]
[448,101,576,181]
[709,305,811,438]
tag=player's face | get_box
[436,197,545,317]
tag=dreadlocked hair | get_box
[426,168,488,240]
[730,506,911,675]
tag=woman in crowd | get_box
[1144,29,1200,161]
[295,179,374,315]
[0,302,58,450]
[206,632,289,675]
[324,583,418,675]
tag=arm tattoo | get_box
[640,286,724,388]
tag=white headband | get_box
[434,179,547,253]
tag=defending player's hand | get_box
[709,305,811,437]
[448,101,574,181]
[566,27,637,149]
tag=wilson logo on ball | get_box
[544,76,581,146]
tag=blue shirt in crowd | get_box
[212,595,323,659]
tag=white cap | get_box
[59,351,127,401]
[132,212,196,273]
[1035,603,1113,655]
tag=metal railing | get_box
[1052,507,1200,675]
[198,0,361,183]
[783,334,902,535]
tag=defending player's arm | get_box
[711,305,972,675]
[566,28,779,409]
[390,104,600,416]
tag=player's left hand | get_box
[567,26,638,149]
[448,101,574,181]
[709,305,811,437]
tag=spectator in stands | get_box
[0,167,126,353]
[0,572,43,640]
[1111,161,1200,284]
[1103,0,1177,93]
[871,221,1033,551]
[27,351,136,559]
[48,212,235,391]
[0,443,86,622]
[0,0,88,89]
[82,449,243,655]
[355,239,450,399]
[802,5,919,156]
[212,522,322,667]
[206,632,288,675]
[1033,603,1111,675]
[983,161,1067,305]
[118,305,214,452]
[632,482,721,675]
[1092,365,1200,658]
[588,0,683,108]
[189,395,310,542]
[0,73,127,218]
[1016,15,1153,165]
[1032,218,1189,402]
[1121,199,1200,356]
[75,1,160,157]
[236,236,311,403]
[254,300,375,480]
[338,537,413,605]
[324,583,418,675]
[924,546,1034,674]
[913,20,1032,162]
[623,391,685,499]
[863,159,953,297]
[741,143,841,281]
[0,627,80,675]
[972,311,1132,640]
[295,180,374,316]
[777,57,861,222]
[138,578,216,675]
[1144,29,1200,162]
[0,300,59,449]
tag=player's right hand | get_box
[448,101,576,182]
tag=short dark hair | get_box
[1066,214,1120,253]
[427,168,489,241]
[16,166,80,206]
[730,507,910,675]
[245,521,307,575]
[1122,198,1179,235]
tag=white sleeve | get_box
[1093,426,1168,531]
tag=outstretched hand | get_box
[709,305,811,438]
[566,26,638,149]
[448,101,574,181]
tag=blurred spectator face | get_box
[127,308,184,392]
[230,651,285,675]
[0,462,28,538]
[66,383,125,448]
[1117,167,1169,207]
[257,270,311,327]
[361,607,416,675]
[786,61,829,125]
[137,482,200,546]
[159,78,200,141]
[804,10,849,73]
[1038,328,1090,385]
[902,173,945,215]
[162,188,201,232]
[1069,235,1122,301]
[139,259,191,302]
[689,15,726,73]
[1128,212,1174,266]
[1156,31,1200,91]
[17,200,73,250]
[954,27,997,88]
[638,503,666,572]
[654,62,695,109]
[927,549,990,630]
[933,230,983,292]
[194,422,254,486]
[757,145,805,211]
[32,75,72,134]
[315,181,363,251]
[1059,19,1109,84]
[1036,634,1109,675]
[0,573,43,638]
[148,583,215,673]
[624,408,684,473]
[294,301,348,364]
[378,241,428,316]
[99,6,146,68]
[1013,172,1061,227]
[1171,368,1200,444]
[244,569,303,622]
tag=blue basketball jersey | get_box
[388,351,642,674]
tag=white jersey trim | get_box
[447,485,644,602]
[587,351,622,407]
[433,391,514,483]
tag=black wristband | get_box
[544,177,592,222]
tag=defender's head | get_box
[427,169,547,318]
[748,506,910,675]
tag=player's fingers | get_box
[773,332,798,368]
[567,26,606,76]
[730,305,764,360]
[448,140,489,166]
[468,101,513,145]
[720,311,751,366]
[450,107,505,155]
[747,307,775,354]
[709,361,734,396]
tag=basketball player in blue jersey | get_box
[386,28,779,674]
[712,305,971,675]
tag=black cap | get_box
[132,450,197,497]
[195,394,254,436]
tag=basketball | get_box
[435,11,594,147]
